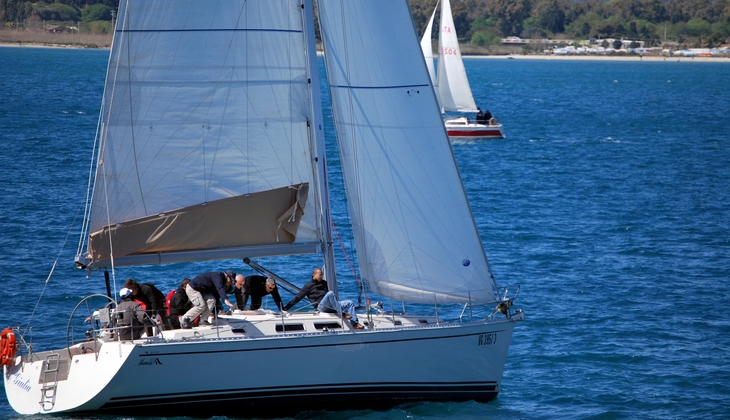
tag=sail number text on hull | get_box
[478,333,497,346]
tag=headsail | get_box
[82,0,323,268]
[419,1,439,88]
[437,0,478,113]
[317,0,497,304]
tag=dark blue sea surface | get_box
[1,47,729,419]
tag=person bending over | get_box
[234,275,283,311]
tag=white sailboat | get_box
[3,0,523,416]
[421,0,505,139]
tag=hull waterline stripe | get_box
[447,130,503,137]
[103,382,499,406]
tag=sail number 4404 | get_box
[478,333,497,346]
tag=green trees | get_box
[0,0,118,34]
[533,0,568,35]
[36,3,80,22]
[81,4,112,22]
[485,0,533,36]
[406,0,728,46]
[470,16,501,46]
[1,0,728,48]
[566,12,603,37]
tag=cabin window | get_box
[314,322,342,330]
[276,324,305,332]
[418,319,429,324]
[231,328,246,334]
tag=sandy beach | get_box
[0,42,105,49]
[3,41,729,63]
[469,53,730,63]
[0,31,112,49]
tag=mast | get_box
[303,0,338,293]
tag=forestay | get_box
[437,0,478,113]
[317,0,497,303]
[82,0,322,267]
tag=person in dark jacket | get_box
[182,270,236,326]
[483,109,493,124]
[283,268,363,329]
[283,268,328,311]
[116,288,152,340]
[169,278,193,329]
[234,275,284,311]
[476,107,485,123]
[124,278,171,333]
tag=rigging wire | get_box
[76,96,103,258]
[331,219,368,305]
[24,202,84,337]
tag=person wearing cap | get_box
[115,288,153,340]
[182,270,236,326]
[234,274,284,311]
[283,268,363,329]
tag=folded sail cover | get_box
[89,184,308,265]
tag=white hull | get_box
[445,117,505,140]
[4,311,521,416]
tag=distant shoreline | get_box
[0,42,108,49]
[467,53,730,63]
[3,42,729,63]
[0,30,112,49]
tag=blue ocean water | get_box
[1,47,729,419]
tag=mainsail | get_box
[318,0,497,303]
[81,0,324,268]
[436,0,478,113]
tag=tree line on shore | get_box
[1,0,117,33]
[1,0,728,48]
[410,0,729,48]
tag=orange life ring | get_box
[1,328,17,367]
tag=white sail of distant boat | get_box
[421,0,505,139]
[3,0,522,416]
[420,1,439,87]
[437,0,477,113]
